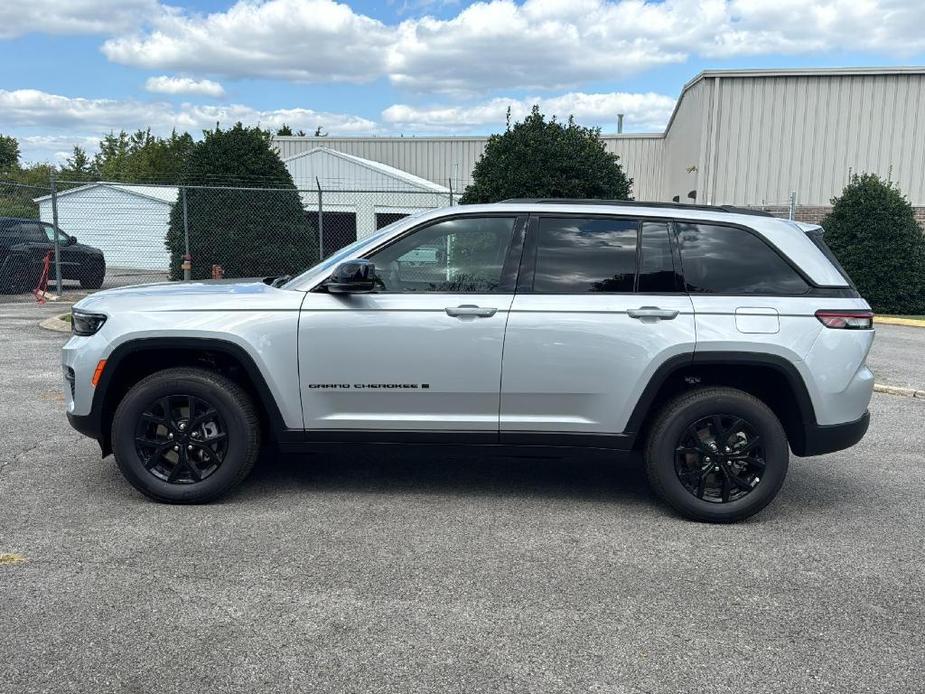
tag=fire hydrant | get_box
[211,264,224,280]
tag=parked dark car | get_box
[0,217,106,293]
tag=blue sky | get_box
[2,0,924,163]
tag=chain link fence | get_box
[0,178,455,299]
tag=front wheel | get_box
[644,387,789,523]
[111,367,260,503]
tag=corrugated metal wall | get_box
[276,137,487,192]
[688,73,925,206]
[277,71,925,207]
[275,134,663,200]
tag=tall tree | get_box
[460,106,632,203]
[165,123,316,279]
[822,173,925,314]
[60,146,96,181]
[0,134,20,172]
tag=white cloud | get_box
[102,0,393,82]
[0,89,378,162]
[383,91,677,132]
[0,0,161,39]
[97,0,925,93]
[145,75,226,97]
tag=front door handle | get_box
[627,306,680,320]
[445,305,498,318]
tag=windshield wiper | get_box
[268,274,291,288]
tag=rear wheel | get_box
[644,387,789,523]
[111,367,260,503]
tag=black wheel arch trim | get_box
[624,350,862,457]
[74,337,299,456]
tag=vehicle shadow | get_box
[239,445,654,506]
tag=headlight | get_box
[71,309,107,336]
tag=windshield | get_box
[280,215,417,290]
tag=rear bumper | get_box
[796,410,870,457]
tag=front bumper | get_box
[796,410,870,457]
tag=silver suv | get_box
[63,200,874,522]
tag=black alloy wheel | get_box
[112,367,260,503]
[674,414,765,503]
[134,394,229,484]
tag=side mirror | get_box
[327,259,377,293]
[68,235,77,246]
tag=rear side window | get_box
[806,228,855,287]
[533,217,637,293]
[676,222,809,295]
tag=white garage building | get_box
[284,147,451,244]
[35,183,177,272]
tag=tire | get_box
[644,387,789,523]
[79,262,105,289]
[111,367,260,503]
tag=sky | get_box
[2,0,925,163]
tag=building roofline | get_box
[664,65,925,134]
[282,146,450,192]
[33,182,177,205]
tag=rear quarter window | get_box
[675,222,810,295]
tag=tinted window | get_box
[12,222,46,243]
[533,217,637,293]
[676,223,809,294]
[368,216,516,293]
[638,221,678,292]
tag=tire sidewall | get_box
[112,373,254,502]
[650,392,789,522]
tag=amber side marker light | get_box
[814,310,874,329]
[91,360,107,387]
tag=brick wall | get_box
[745,205,925,228]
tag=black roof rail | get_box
[499,198,775,218]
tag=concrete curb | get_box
[875,316,925,328]
[874,383,925,398]
[38,314,72,333]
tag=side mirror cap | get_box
[68,235,77,245]
[327,259,377,293]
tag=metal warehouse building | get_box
[275,67,925,219]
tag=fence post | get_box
[448,178,454,207]
[788,191,796,220]
[181,186,192,281]
[316,176,324,260]
[50,171,63,293]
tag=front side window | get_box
[15,222,46,243]
[367,216,516,293]
[533,217,638,293]
[675,223,809,294]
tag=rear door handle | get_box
[445,305,498,318]
[627,306,679,320]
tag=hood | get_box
[74,278,304,314]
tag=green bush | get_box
[822,174,925,314]
[460,106,632,204]
[165,124,316,280]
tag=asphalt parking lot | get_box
[1,302,923,694]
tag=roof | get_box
[33,182,178,205]
[282,147,450,193]
[502,198,773,217]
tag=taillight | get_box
[815,310,874,329]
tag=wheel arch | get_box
[91,337,293,456]
[627,351,818,456]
